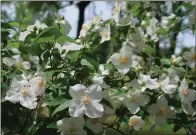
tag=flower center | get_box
[21,88,29,96]
[81,96,91,104]
[184,89,190,96]
[39,81,44,87]
[103,31,109,38]
[120,56,128,64]
[91,118,98,125]
[159,106,167,116]
[82,25,89,31]
[170,57,175,63]
[131,95,137,103]
[67,127,75,134]
[130,118,137,126]
[16,61,24,69]
[113,7,120,14]
[191,54,196,60]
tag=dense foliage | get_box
[1,1,196,135]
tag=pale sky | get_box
[2,1,195,54]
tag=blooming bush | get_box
[1,1,196,135]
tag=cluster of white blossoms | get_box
[3,1,196,135]
[5,74,46,109]
[55,3,196,134]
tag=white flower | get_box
[5,78,37,109]
[167,68,180,85]
[99,64,109,76]
[183,48,196,68]
[2,57,14,67]
[79,23,91,37]
[54,19,71,35]
[100,24,111,43]
[19,20,47,41]
[57,117,87,135]
[117,15,132,26]
[86,118,103,134]
[92,16,101,25]
[178,79,196,103]
[181,101,195,115]
[161,16,169,28]
[29,76,46,96]
[12,55,31,70]
[170,55,183,66]
[69,84,104,118]
[103,88,124,109]
[129,115,145,131]
[109,45,133,74]
[112,1,123,22]
[60,43,83,53]
[147,96,176,125]
[145,17,159,41]
[137,73,158,92]
[128,28,145,52]
[92,75,109,89]
[157,74,178,94]
[123,91,149,114]
[19,31,31,41]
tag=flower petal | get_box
[20,94,37,109]
[110,53,121,66]
[85,102,104,118]
[69,100,85,117]
[86,84,102,101]
[162,84,177,94]
[155,115,167,125]
[22,61,31,70]
[5,78,21,103]
[69,84,86,100]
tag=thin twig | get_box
[102,123,126,135]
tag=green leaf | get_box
[47,122,57,129]
[32,26,61,45]
[160,58,171,65]
[171,67,186,75]
[56,35,75,45]
[68,51,81,63]
[8,21,20,27]
[52,100,71,116]
[144,46,156,56]
[173,125,181,132]
[46,97,67,106]
[36,35,55,43]
[80,59,95,71]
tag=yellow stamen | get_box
[131,95,137,103]
[184,89,190,96]
[159,106,167,116]
[21,88,29,96]
[16,62,24,69]
[91,118,98,125]
[113,7,120,14]
[67,127,75,134]
[120,56,128,64]
[130,118,137,126]
[170,57,175,63]
[191,54,196,60]
[81,96,91,104]
[39,81,44,87]
[103,31,109,38]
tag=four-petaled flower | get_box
[183,47,196,68]
[147,96,176,125]
[123,91,149,114]
[69,84,104,118]
[109,45,133,74]
[129,115,145,131]
[57,117,87,135]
